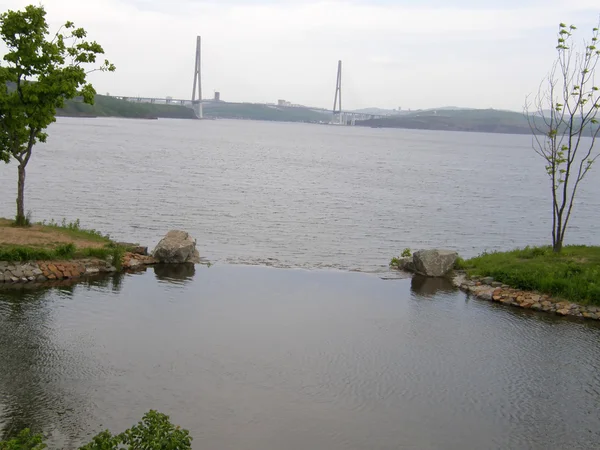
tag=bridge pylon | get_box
[332,60,343,125]
[191,36,203,119]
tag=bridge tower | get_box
[191,36,203,119]
[332,60,343,125]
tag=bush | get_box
[1,410,191,450]
[401,248,412,258]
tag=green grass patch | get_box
[0,242,125,264]
[458,245,600,305]
[36,218,112,244]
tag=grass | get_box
[0,242,125,265]
[36,218,112,244]
[0,218,124,266]
[456,245,600,305]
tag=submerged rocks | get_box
[152,230,200,264]
[412,249,458,277]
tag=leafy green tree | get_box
[1,410,192,450]
[525,22,600,252]
[0,5,114,225]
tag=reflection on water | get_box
[153,263,196,283]
[1,266,599,450]
[410,275,457,298]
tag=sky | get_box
[1,0,599,110]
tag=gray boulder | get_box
[413,249,458,277]
[392,257,416,272]
[153,230,200,264]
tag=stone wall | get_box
[0,253,156,284]
[454,273,600,321]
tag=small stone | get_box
[32,268,43,276]
[531,303,542,310]
[501,285,510,289]
[479,292,492,301]
[27,276,35,282]
[47,274,56,280]
[12,269,24,278]
[10,276,19,282]
[557,309,570,316]
[492,295,502,301]
[85,267,100,275]
[491,281,503,287]
[481,277,494,285]
[541,300,552,308]
[36,275,47,282]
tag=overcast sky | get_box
[2,0,599,110]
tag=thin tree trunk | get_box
[16,163,26,225]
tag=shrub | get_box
[1,410,191,450]
[401,248,411,257]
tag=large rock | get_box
[152,230,200,264]
[412,249,457,277]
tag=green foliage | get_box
[459,245,600,305]
[389,257,401,268]
[454,256,466,270]
[55,242,76,258]
[401,248,411,257]
[0,245,56,261]
[38,218,112,243]
[0,243,122,263]
[1,411,191,450]
[0,429,46,450]
[118,410,192,450]
[0,4,114,222]
[525,21,600,252]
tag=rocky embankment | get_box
[0,230,199,285]
[453,272,600,321]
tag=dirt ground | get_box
[0,219,106,249]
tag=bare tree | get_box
[525,22,600,252]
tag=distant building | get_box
[214,91,221,101]
[277,99,291,107]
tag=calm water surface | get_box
[1,267,599,450]
[0,119,599,449]
[0,118,599,270]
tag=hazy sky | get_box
[1,0,599,110]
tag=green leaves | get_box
[0,429,46,450]
[0,4,115,161]
[0,4,115,221]
[79,410,192,450]
[1,411,192,450]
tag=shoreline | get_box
[0,252,156,284]
[453,272,600,321]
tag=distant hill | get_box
[355,108,534,134]
[58,95,197,119]
[203,102,331,123]
[352,107,400,115]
